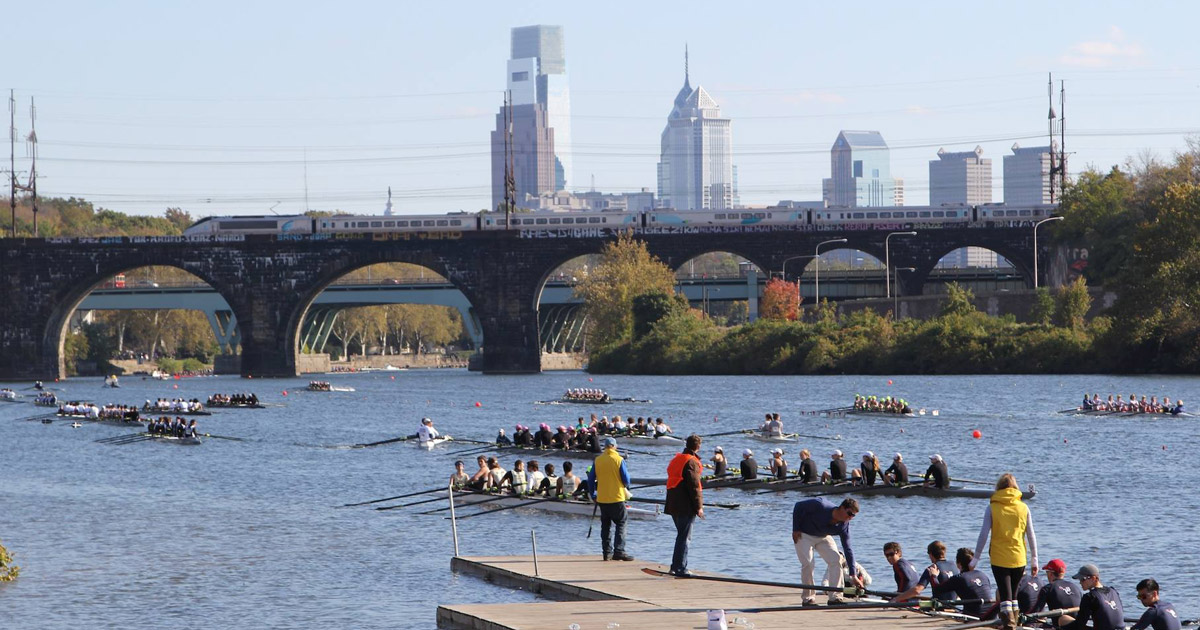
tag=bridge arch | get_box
[909,240,1035,295]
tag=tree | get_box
[164,208,193,233]
[573,232,677,348]
[631,291,689,339]
[1029,288,1054,326]
[939,282,977,318]
[1054,277,1092,330]
[760,277,800,321]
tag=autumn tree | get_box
[760,277,800,321]
[573,232,677,348]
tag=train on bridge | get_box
[183,204,1057,238]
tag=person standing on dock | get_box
[970,473,1038,630]
[791,497,862,606]
[665,434,704,576]
[588,437,633,561]
[1129,578,1181,630]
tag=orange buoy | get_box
[282,391,288,396]
[972,430,982,439]
[887,379,893,385]
[475,401,482,407]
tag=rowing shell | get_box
[449,490,659,519]
[142,406,213,416]
[843,410,917,418]
[1058,408,1193,418]
[57,412,146,428]
[743,430,799,443]
[619,433,683,444]
[491,445,606,460]
[206,402,265,409]
[416,437,453,450]
[756,480,1037,500]
[139,432,202,445]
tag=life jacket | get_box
[510,469,527,493]
[666,452,701,490]
[988,487,1030,568]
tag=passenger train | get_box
[182,204,1057,237]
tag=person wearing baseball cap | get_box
[710,446,728,477]
[495,427,513,446]
[1130,578,1181,630]
[821,450,847,484]
[1032,558,1081,614]
[587,437,633,561]
[739,449,758,481]
[1058,564,1125,630]
[769,448,789,481]
[923,454,949,489]
[857,452,881,487]
[884,453,909,486]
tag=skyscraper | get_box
[657,52,734,210]
[929,146,992,206]
[509,25,572,191]
[822,131,903,207]
[490,100,556,211]
[1003,143,1054,205]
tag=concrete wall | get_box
[836,287,1116,322]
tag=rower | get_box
[1171,399,1185,415]
[762,413,783,437]
[653,417,672,437]
[552,426,570,449]
[187,420,198,438]
[527,460,545,493]
[533,423,553,448]
[537,463,559,497]
[820,450,847,484]
[883,542,920,598]
[501,460,528,495]
[923,454,949,489]
[892,540,957,603]
[797,449,819,483]
[495,428,512,446]
[1033,559,1082,614]
[558,461,582,499]
[450,461,470,489]
[1130,578,1181,630]
[857,452,881,486]
[1057,564,1124,630]
[929,547,994,619]
[486,457,508,491]
[740,449,758,481]
[468,456,489,490]
[769,449,788,480]
[417,418,440,444]
[884,453,909,486]
[710,446,728,477]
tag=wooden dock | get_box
[438,555,966,629]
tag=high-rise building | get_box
[929,146,992,206]
[1003,143,1054,205]
[657,53,735,210]
[508,25,572,191]
[490,102,556,210]
[822,131,903,208]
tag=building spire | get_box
[685,44,689,83]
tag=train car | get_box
[316,213,478,234]
[645,208,807,228]
[974,203,1056,221]
[480,209,640,230]
[808,204,973,227]
[183,215,315,236]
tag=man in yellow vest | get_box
[587,437,633,561]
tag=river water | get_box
[2,371,1197,629]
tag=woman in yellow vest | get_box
[969,473,1038,630]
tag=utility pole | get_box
[504,90,515,228]
[26,97,37,236]
[1047,74,1067,203]
[8,89,14,237]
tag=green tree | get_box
[631,291,689,339]
[940,282,977,318]
[1055,277,1092,330]
[574,232,677,349]
[0,539,19,582]
[1029,287,1054,326]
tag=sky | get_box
[6,1,1199,219]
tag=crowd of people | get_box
[308,381,333,391]
[147,416,200,438]
[143,398,205,413]
[206,393,259,406]
[496,414,674,452]
[34,392,58,406]
[853,394,913,414]
[561,388,609,403]
[450,455,587,500]
[1081,393,1185,414]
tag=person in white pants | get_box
[791,497,862,605]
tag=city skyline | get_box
[4,2,1199,218]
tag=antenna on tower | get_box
[1047,73,1067,203]
[8,89,14,237]
[303,148,310,213]
[504,90,516,227]
[685,44,689,83]
[26,97,38,236]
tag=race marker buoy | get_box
[887,379,893,385]
[972,430,982,439]
[173,384,178,389]
[390,375,395,380]
[588,377,593,382]
[475,401,481,407]
[282,390,288,396]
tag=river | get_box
[2,371,1197,629]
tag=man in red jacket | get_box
[665,434,705,577]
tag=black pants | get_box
[992,565,1025,603]
[599,502,627,555]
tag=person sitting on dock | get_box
[417,418,440,445]
[791,497,862,605]
[820,450,847,484]
[710,446,728,477]
[884,453,909,486]
[495,428,512,446]
[1032,559,1081,615]
[892,540,957,603]
[1058,564,1124,630]
[797,449,819,483]
[769,449,788,480]
[1129,578,1181,630]
[883,541,920,598]
[450,460,470,490]
[929,548,993,619]
[740,449,758,481]
[924,454,949,489]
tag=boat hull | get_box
[449,490,658,519]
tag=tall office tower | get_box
[657,53,734,210]
[1004,143,1054,205]
[490,102,556,210]
[823,131,902,208]
[930,146,993,206]
[509,25,572,191]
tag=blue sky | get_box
[7,1,1198,217]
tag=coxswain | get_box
[892,540,957,603]
[929,548,994,619]
[1171,399,1185,415]
[820,450,847,483]
[417,418,440,444]
[1032,559,1081,614]
[924,454,949,489]
[1130,578,1181,630]
[797,449,819,483]
[884,453,909,486]
[495,428,512,446]
[710,446,728,477]
[883,542,921,598]
[450,461,470,489]
[740,449,758,481]
[769,448,788,480]
[187,419,199,438]
[1058,564,1125,630]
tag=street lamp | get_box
[814,238,847,305]
[894,267,915,318]
[1033,216,1064,288]
[885,231,917,298]
[781,254,817,307]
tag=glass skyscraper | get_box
[657,63,734,210]
[823,131,903,207]
[508,25,572,192]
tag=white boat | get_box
[150,370,172,380]
[416,436,453,450]
[621,433,683,444]
[448,490,659,520]
[743,430,798,443]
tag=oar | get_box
[698,429,755,439]
[793,433,843,442]
[586,502,599,539]
[351,434,416,449]
[341,486,444,507]
[201,433,244,442]
[410,493,514,514]
[446,495,558,519]
[376,493,455,510]
[640,567,894,598]
[446,438,492,446]
[626,496,739,509]
[951,477,994,486]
